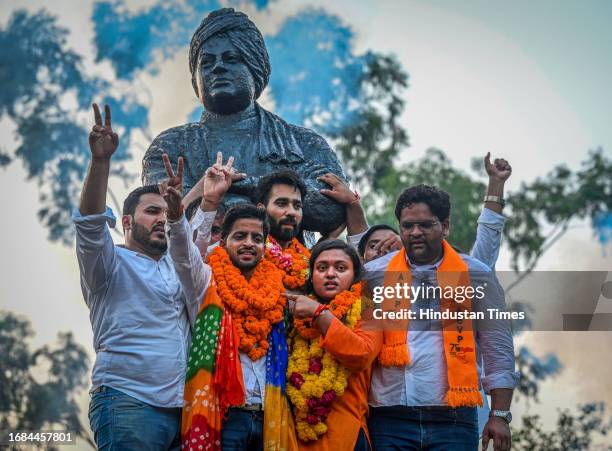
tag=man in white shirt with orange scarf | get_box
[365,184,519,451]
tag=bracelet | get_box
[349,190,361,206]
[483,195,505,207]
[312,304,329,322]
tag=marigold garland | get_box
[209,246,285,361]
[265,236,310,289]
[286,283,362,442]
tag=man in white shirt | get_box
[365,183,519,451]
[75,104,198,450]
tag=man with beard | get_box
[255,170,312,291]
[73,104,198,450]
[162,155,296,450]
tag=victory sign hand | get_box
[159,153,184,221]
[89,103,119,160]
[202,152,245,205]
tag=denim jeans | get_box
[221,408,263,450]
[88,386,181,450]
[367,405,478,450]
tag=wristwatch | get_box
[483,195,506,207]
[490,409,512,423]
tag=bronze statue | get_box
[142,8,347,233]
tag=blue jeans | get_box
[88,386,181,450]
[367,405,478,450]
[221,408,263,450]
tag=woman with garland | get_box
[285,239,382,451]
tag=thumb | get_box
[482,426,491,450]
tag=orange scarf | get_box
[378,240,482,407]
[208,246,285,360]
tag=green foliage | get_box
[330,52,409,196]
[0,311,92,448]
[505,148,612,272]
[512,403,612,451]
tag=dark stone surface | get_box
[141,8,347,232]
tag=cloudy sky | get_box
[1,0,611,446]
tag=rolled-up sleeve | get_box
[167,215,212,308]
[190,208,217,260]
[473,269,520,393]
[471,208,505,270]
[72,207,117,300]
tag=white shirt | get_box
[73,207,199,408]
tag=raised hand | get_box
[318,173,356,205]
[202,152,245,206]
[484,152,512,183]
[88,103,119,160]
[159,154,184,221]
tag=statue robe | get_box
[142,103,347,233]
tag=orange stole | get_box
[378,241,483,407]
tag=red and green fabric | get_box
[181,281,297,450]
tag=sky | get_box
[1,0,611,447]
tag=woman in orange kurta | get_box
[286,239,382,451]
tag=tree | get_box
[512,403,612,451]
[0,311,93,450]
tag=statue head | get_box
[189,8,271,115]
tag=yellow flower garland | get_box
[286,284,362,442]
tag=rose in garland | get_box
[286,283,362,441]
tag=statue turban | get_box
[189,8,271,99]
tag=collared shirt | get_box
[366,208,519,407]
[73,207,201,408]
[168,212,267,405]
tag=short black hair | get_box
[186,197,229,222]
[305,239,363,294]
[256,170,307,205]
[221,204,269,240]
[122,185,161,216]
[394,184,451,222]
[357,224,399,257]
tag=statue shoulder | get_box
[142,122,204,185]
[145,122,203,156]
[258,105,333,151]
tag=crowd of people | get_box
[75,103,518,451]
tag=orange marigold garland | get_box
[209,246,285,361]
[286,283,362,441]
[265,236,310,289]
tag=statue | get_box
[142,8,347,233]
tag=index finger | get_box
[215,152,223,167]
[176,157,184,180]
[104,104,112,128]
[317,173,337,185]
[92,103,102,126]
[224,155,234,172]
[162,153,175,178]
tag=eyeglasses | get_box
[400,221,440,233]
